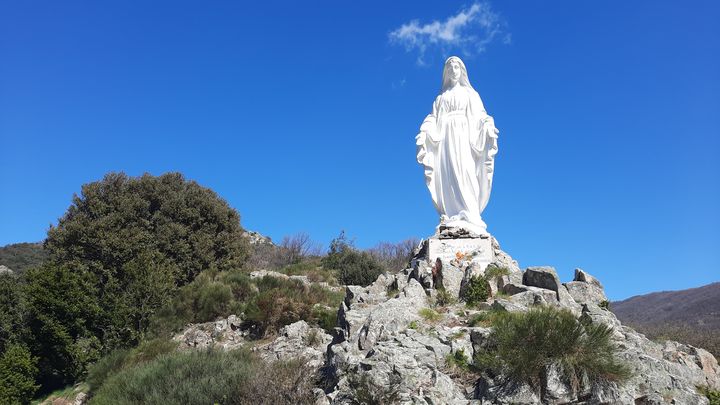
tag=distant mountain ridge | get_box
[0,242,48,275]
[612,282,720,357]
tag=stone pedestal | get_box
[412,227,495,272]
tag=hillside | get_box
[613,282,720,357]
[0,242,48,275]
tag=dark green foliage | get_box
[475,306,632,392]
[311,306,339,334]
[462,275,491,306]
[279,257,338,285]
[90,349,317,405]
[419,308,442,323]
[85,338,177,393]
[45,172,250,285]
[24,172,249,389]
[245,276,343,336]
[461,266,509,307]
[0,243,48,275]
[484,264,510,279]
[699,386,720,405]
[24,263,102,387]
[150,271,343,339]
[148,270,251,338]
[85,348,132,393]
[468,310,499,327]
[446,349,470,371]
[599,300,610,310]
[0,344,39,404]
[435,288,457,307]
[0,275,28,354]
[322,232,385,287]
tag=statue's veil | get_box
[440,56,473,93]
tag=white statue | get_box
[415,56,499,235]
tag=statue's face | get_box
[448,60,462,84]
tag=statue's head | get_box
[441,56,472,92]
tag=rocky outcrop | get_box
[242,230,274,246]
[253,320,332,369]
[173,314,247,350]
[250,269,343,292]
[172,238,719,404]
[0,265,13,275]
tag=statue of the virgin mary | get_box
[415,56,499,235]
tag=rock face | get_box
[172,236,719,404]
[173,314,247,350]
[0,265,13,275]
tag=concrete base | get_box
[412,228,495,271]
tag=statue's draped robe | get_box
[415,85,499,234]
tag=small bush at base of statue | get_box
[90,349,317,405]
[462,275,491,306]
[474,306,632,392]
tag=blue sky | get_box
[1,1,718,300]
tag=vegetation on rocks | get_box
[0,172,253,395]
[150,270,343,339]
[462,275,491,306]
[474,306,632,392]
[322,232,385,287]
[699,385,720,405]
[90,349,317,405]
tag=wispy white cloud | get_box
[389,2,508,65]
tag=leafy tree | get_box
[45,172,249,285]
[26,172,250,389]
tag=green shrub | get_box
[244,277,343,337]
[446,349,470,371]
[474,306,631,391]
[599,300,610,310]
[26,172,250,388]
[484,265,510,279]
[0,344,39,405]
[90,349,316,405]
[419,308,442,323]
[462,275,490,307]
[699,386,720,405]
[468,311,499,327]
[85,348,132,393]
[435,288,457,307]
[322,232,385,287]
[86,338,177,394]
[311,306,338,334]
[408,321,419,330]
